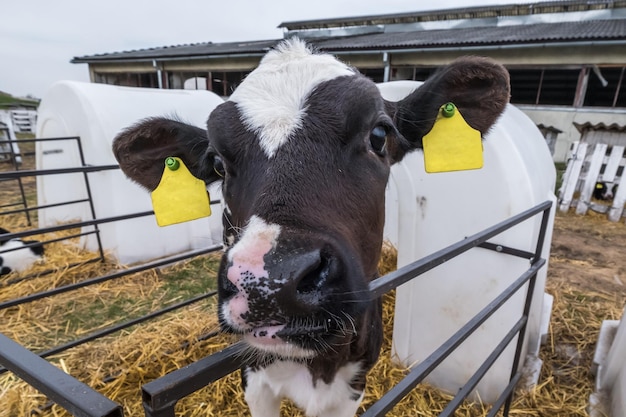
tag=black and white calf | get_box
[594,182,618,201]
[113,39,510,417]
[0,227,44,276]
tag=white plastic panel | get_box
[379,80,556,403]
[36,81,225,264]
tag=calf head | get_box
[113,39,509,362]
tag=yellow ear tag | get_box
[150,157,211,227]
[422,103,483,173]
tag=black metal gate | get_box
[0,141,553,416]
[139,201,552,417]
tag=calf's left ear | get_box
[389,56,510,162]
[113,117,219,191]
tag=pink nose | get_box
[227,247,330,316]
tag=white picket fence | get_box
[10,109,37,133]
[0,112,22,164]
[558,141,626,222]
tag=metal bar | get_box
[0,151,35,158]
[0,198,90,216]
[361,259,545,417]
[0,201,29,209]
[1,257,101,287]
[369,200,552,298]
[0,210,155,241]
[0,230,96,254]
[15,176,32,225]
[39,291,217,359]
[438,317,527,417]
[0,333,123,417]
[612,66,625,108]
[532,203,553,265]
[0,292,218,375]
[501,204,552,415]
[0,245,222,310]
[2,136,81,143]
[485,372,522,417]
[0,164,120,179]
[75,136,106,261]
[142,342,244,415]
[477,241,534,259]
[0,197,220,241]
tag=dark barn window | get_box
[509,68,582,106]
[210,71,250,96]
[584,66,626,108]
[94,72,158,88]
[509,69,544,105]
[537,69,579,106]
[413,68,436,81]
[361,68,385,83]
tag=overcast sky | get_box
[1,0,526,99]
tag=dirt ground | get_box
[550,210,626,296]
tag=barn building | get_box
[71,0,626,163]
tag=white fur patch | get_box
[229,38,355,158]
[0,240,42,272]
[226,215,281,264]
[221,215,282,331]
[245,361,364,417]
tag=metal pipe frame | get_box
[369,200,552,298]
[0,199,553,416]
[0,333,123,417]
[136,200,553,417]
[362,260,545,417]
[0,244,222,310]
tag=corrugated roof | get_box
[537,124,564,133]
[312,19,626,50]
[278,0,626,30]
[574,122,626,133]
[72,19,626,63]
[71,39,279,63]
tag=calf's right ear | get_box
[112,117,219,191]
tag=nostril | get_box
[295,251,332,299]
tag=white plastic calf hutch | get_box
[379,81,556,403]
[36,82,225,264]
[590,305,626,417]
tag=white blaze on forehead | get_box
[229,38,355,158]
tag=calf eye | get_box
[369,125,387,155]
[213,155,226,177]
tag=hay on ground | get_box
[1,232,624,416]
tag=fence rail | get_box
[0,199,552,417]
[0,137,553,416]
[133,200,552,417]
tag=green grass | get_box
[0,91,39,109]
[161,256,219,297]
[40,255,221,347]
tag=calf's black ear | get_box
[113,117,219,191]
[389,56,510,162]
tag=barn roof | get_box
[71,0,626,64]
[574,122,626,133]
[71,19,626,63]
[278,0,626,30]
[311,19,626,51]
[71,39,279,63]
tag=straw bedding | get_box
[1,210,625,416]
